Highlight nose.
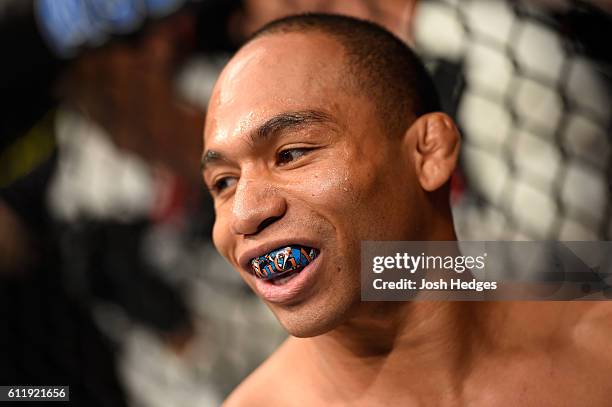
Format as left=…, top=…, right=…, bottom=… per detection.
left=230, top=177, right=287, bottom=236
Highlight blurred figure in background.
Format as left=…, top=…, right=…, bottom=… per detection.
left=0, top=2, right=206, bottom=406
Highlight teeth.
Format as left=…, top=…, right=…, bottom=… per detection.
left=250, top=245, right=319, bottom=280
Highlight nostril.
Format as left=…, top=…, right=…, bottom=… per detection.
left=254, top=215, right=282, bottom=235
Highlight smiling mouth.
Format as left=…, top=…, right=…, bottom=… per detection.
left=249, top=245, right=320, bottom=283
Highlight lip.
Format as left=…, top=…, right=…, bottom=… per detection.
left=236, top=238, right=323, bottom=304
left=250, top=252, right=323, bottom=304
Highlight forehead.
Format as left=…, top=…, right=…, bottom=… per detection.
left=204, top=32, right=352, bottom=146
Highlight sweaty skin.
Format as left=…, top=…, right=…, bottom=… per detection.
left=202, top=32, right=612, bottom=406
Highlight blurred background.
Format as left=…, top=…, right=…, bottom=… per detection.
left=0, top=0, right=610, bottom=405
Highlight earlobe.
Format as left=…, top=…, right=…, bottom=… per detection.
left=410, top=113, right=461, bottom=192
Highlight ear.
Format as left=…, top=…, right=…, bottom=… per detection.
left=408, top=113, right=461, bottom=192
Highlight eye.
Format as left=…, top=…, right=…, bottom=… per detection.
left=276, top=148, right=312, bottom=166
left=211, top=176, right=237, bottom=194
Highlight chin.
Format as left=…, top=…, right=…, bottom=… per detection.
left=270, top=287, right=360, bottom=338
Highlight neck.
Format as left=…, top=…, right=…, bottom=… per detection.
left=308, top=301, right=481, bottom=401
left=305, top=223, right=471, bottom=400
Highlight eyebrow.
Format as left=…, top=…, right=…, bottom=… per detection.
left=201, top=109, right=335, bottom=170
left=250, top=109, right=334, bottom=145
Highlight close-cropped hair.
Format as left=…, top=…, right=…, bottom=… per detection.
left=248, top=13, right=442, bottom=137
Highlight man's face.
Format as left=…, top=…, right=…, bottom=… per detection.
left=203, top=32, right=424, bottom=337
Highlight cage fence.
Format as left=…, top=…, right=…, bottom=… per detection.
left=415, top=0, right=612, bottom=241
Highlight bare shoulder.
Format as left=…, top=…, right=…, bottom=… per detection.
left=571, top=302, right=612, bottom=362
left=223, top=337, right=311, bottom=407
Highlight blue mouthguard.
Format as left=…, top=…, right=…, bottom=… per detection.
left=250, top=245, right=319, bottom=280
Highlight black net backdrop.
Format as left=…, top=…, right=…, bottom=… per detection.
left=414, top=0, right=612, bottom=240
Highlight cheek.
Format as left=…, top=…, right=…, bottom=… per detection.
left=290, top=157, right=384, bottom=239
left=290, top=162, right=354, bottom=214
left=212, top=211, right=235, bottom=263
left=326, top=160, right=407, bottom=240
